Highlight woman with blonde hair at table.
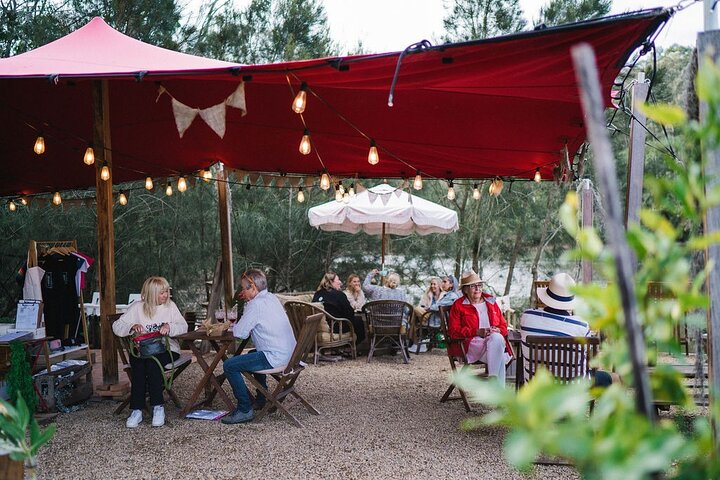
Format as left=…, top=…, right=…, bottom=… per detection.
left=112, top=276, right=188, bottom=428
left=344, top=273, right=366, bottom=311
left=362, top=268, right=406, bottom=301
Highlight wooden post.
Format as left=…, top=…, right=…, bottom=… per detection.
left=572, top=43, right=655, bottom=421
left=581, top=179, right=593, bottom=283
left=93, top=79, right=118, bottom=385
left=216, top=164, right=234, bottom=308
left=699, top=30, right=720, bottom=445
left=625, top=72, right=648, bottom=232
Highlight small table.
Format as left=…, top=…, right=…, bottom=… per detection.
left=174, top=329, right=247, bottom=417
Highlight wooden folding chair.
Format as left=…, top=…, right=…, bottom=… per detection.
left=362, top=300, right=414, bottom=363
left=242, top=312, right=323, bottom=427
left=438, top=306, right=488, bottom=412
left=110, top=314, right=192, bottom=414
left=283, top=301, right=357, bottom=364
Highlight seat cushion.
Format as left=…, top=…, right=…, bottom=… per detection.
left=317, top=331, right=355, bottom=342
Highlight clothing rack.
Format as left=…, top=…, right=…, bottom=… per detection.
left=27, top=240, right=92, bottom=364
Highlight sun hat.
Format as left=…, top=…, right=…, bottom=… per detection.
left=459, top=270, right=483, bottom=288
left=537, top=272, right=576, bottom=310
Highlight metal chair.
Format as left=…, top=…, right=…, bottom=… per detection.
left=362, top=300, right=414, bottom=364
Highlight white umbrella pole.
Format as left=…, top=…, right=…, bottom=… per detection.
left=381, top=223, right=386, bottom=271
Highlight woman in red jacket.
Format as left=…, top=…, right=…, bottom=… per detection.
left=448, top=271, right=513, bottom=386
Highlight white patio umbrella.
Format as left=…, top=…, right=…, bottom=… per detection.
left=308, top=183, right=459, bottom=268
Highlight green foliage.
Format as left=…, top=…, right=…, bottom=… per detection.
left=6, top=341, right=37, bottom=414
left=442, top=0, right=527, bottom=42
left=535, top=0, right=611, bottom=27
left=455, top=57, right=720, bottom=478
left=0, top=394, right=56, bottom=462
left=0, top=0, right=71, bottom=57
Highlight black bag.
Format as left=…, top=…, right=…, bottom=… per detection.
left=132, top=332, right=166, bottom=358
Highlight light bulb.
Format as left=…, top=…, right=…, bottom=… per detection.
left=413, top=173, right=423, bottom=190
left=165, top=182, right=173, bottom=196
left=83, top=147, right=95, bottom=165
left=447, top=182, right=455, bottom=201
left=299, top=129, right=312, bottom=155
left=119, top=191, right=128, bottom=205
left=335, top=185, right=343, bottom=202
left=19, top=197, right=28, bottom=206
left=534, top=168, right=542, bottom=183
left=368, top=140, right=379, bottom=165
left=100, top=164, right=110, bottom=181
left=202, top=170, right=213, bottom=182
left=489, top=178, right=503, bottom=197
left=52, top=191, right=61, bottom=205
left=473, top=184, right=481, bottom=200
left=297, top=188, right=305, bottom=203
left=338, top=182, right=345, bottom=194
left=145, top=177, right=154, bottom=190
left=34, top=136, right=45, bottom=155
left=349, top=184, right=355, bottom=197
left=320, top=172, right=330, bottom=190
left=178, top=176, right=187, bottom=192
left=8, top=200, right=16, bottom=212
left=292, top=83, right=308, bottom=114
left=343, top=192, right=350, bottom=203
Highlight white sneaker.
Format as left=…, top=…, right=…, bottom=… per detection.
left=152, top=405, right=165, bottom=427
left=126, top=409, right=142, bottom=428
left=407, top=344, right=419, bottom=353
left=419, top=344, right=428, bottom=353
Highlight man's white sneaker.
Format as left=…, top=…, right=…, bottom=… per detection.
left=126, top=409, right=142, bottom=428
left=152, top=405, right=165, bottom=427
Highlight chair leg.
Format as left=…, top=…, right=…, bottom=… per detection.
left=399, top=335, right=410, bottom=364
left=367, top=335, right=376, bottom=363
left=314, top=340, right=319, bottom=365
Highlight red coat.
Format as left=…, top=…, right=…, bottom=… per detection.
left=447, top=294, right=513, bottom=358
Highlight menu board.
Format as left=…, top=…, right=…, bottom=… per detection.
left=15, top=300, right=43, bottom=331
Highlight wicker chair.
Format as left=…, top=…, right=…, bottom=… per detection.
left=283, top=301, right=357, bottom=364
left=362, top=300, right=414, bottom=364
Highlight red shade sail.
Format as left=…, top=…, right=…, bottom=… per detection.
left=0, top=11, right=669, bottom=197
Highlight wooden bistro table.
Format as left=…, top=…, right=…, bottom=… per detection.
left=174, top=328, right=248, bottom=418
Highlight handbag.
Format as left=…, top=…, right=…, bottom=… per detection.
left=132, top=331, right=167, bottom=358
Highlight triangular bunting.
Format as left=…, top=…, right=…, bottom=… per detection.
left=171, top=99, right=199, bottom=138
left=199, top=103, right=227, bottom=138
left=225, top=82, right=247, bottom=116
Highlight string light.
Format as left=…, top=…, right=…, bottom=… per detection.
left=52, top=191, right=62, bottom=205
left=34, top=136, right=45, bottom=155
left=447, top=180, right=455, bottom=200
left=299, top=129, right=312, bottom=155
left=177, top=176, right=187, bottom=192
left=368, top=140, right=379, bottom=165
left=83, top=146, right=95, bottom=165
left=297, top=187, right=305, bottom=203
left=413, top=172, right=423, bottom=190
left=534, top=168, right=542, bottom=183
left=473, top=184, right=481, bottom=200
left=118, top=191, right=128, bottom=206
left=165, top=182, right=173, bottom=196
left=8, top=200, right=16, bottom=212
left=335, top=184, right=343, bottom=202
left=343, top=192, right=350, bottom=203
left=489, top=177, right=504, bottom=197
left=100, top=163, right=110, bottom=181
left=145, top=177, right=154, bottom=190
left=349, top=183, right=355, bottom=197
left=292, top=82, right=308, bottom=114
left=19, top=196, right=28, bottom=206
left=338, top=181, right=345, bottom=195
left=320, top=172, right=331, bottom=190
left=202, top=170, right=213, bottom=182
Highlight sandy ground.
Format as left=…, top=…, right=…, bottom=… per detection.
left=37, top=350, right=580, bottom=480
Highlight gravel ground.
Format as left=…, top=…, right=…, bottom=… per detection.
left=37, top=350, right=580, bottom=480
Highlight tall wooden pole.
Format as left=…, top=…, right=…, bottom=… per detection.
left=93, top=79, right=118, bottom=385
left=699, top=30, right=720, bottom=446
left=217, top=164, right=234, bottom=307
left=625, top=71, right=648, bottom=231
left=572, top=43, right=655, bottom=421
left=581, top=179, right=593, bottom=283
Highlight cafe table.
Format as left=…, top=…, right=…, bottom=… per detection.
left=174, top=328, right=248, bottom=418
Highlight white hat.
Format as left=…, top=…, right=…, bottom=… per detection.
left=537, top=273, right=576, bottom=310
left=459, top=270, right=483, bottom=288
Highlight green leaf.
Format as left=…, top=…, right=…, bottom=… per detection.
left=504, top=429, right=540, bottom=468
left=637, top=102, right=687, bottom=126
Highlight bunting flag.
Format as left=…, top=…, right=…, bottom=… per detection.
left=158, top=83, right=246, bottom=139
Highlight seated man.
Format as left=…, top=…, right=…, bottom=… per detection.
left=222, top=268, right=297, bottom=425
left=520, top=272, right=611, bottom=386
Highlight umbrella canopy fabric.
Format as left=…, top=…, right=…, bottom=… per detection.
left=308, top=184, right=459, bottom=236
left=0, top=11, right=670, bottom=197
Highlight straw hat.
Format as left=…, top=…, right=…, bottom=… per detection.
left=537, top=272, right=576, bottom=310
left=459, top=270, right=483, bottom=288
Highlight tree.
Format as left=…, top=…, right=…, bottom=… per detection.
left=442, top=0, right=526, bottom=43
left=0, top=0, right=70, bottom=57
left=535, top=0, right=611, bottom=27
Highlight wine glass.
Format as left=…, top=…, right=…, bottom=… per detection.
left=227, top=307, right=238, bottom=322
left=214, top=309, right=226, bottom=322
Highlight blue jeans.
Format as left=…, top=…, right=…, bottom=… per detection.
left=223, top=350, right=273, bottom=413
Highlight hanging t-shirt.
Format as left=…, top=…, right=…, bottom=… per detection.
left=473, top=301, right=490, bottom=329
left=41, top=253, right=80, bottom=340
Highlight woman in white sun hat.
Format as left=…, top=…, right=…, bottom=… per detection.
left=448, top=270, right=514, bottom=386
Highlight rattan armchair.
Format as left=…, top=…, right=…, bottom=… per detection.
left=283, top=301, right=357, bottom=364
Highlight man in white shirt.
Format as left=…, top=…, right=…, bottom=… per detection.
left=222, top=269, right=296, bottom=425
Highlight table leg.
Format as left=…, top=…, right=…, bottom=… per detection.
left=179, top=343, right=215, bottom=417
left=201, top=342, right=235, bottom=411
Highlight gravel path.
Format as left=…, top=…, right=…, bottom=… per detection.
left=38, top=351, right=580, bottom=480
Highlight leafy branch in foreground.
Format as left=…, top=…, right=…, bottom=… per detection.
left=455, top=56, right=720, bottom=480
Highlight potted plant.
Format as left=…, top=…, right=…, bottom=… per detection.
left=0, top=394, right=56, bottom=480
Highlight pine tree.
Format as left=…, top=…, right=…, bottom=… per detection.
left=442, top=0, right=527, bottom=43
